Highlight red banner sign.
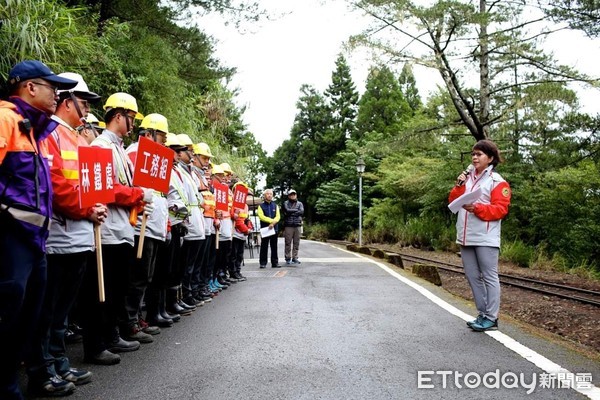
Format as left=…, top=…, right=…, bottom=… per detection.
left=214, top=181, right=229, bottom=212
left=132, top=136, right=174, bottom=194
left=78, top=146, right=115, bottom=208
left=233, top=185, right=248, bottom=210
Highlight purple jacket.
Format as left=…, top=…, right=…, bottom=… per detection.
left=0, top=97, right=56, bottom=252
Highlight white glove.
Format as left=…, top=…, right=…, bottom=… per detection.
left=142, top=188, right=154, bottom=203
left=143, top=202, right=155, bottom=216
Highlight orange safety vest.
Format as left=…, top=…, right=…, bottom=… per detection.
left=50, top=124, right=87, bottom=184
left=201, top=190, right=216, bottom=218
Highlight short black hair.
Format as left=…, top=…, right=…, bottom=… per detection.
left=473, top=139, right=501, bottom=168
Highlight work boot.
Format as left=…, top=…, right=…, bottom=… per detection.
left=123, top=324, right=154, bottom=344
left=83, top=350, right=120, bottom=366
left=139, top=318, right=161, bottom=335
left=178, top=288, right=196, bottom=310
left=107, top=337, right=140, bottom=353
left=166, top=288, right=192, bottom=315
left=236, top=272, right=247, bottom=281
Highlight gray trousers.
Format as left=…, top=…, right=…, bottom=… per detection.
left=284, top=226, right=302, bottom=260
left=460, top=246, right=500, bottom=320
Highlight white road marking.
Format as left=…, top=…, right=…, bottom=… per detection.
left=244, top=257, right=362, bottom=264
left=329, top=244, right=600, bottom=400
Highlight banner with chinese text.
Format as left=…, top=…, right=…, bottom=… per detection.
left=132, top=136, right=174, bottom=194
left=214, top=181, right=229, bottom=212
left=233, top=185, right=248, bottom=210
left=78, top=147, right=115, bottom=208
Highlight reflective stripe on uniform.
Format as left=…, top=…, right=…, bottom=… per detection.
left=62, top=169, right=79, bottom=180
left=0, top=203, right=47, bottom=227
left=60, top=150, right=77, bottom=160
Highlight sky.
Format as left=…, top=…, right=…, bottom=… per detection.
left=198, top=0, right=377, bottom=155
left=199, top=1, right=600, bottom=155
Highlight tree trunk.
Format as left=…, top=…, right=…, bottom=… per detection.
left=479, top=0, right=490, bottom=139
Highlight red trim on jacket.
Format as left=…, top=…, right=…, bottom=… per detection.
left=474, top=181, right=511, bottom=221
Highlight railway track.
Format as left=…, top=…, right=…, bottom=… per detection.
left=399, top=253, right=600, bottom=307
left=329, top=240, right=600, bottom=307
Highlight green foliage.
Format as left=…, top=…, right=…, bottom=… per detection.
left=0, top=0, right=93, bottom=80
left=398, top=63, right=421, bottom=112
left=303, top=223, right=330, bottom=241
left=545, top=0, right=600, bottom=37
left=500, top=240, right=534, bottom=268
left=519, top=162, right=600, bottom=268
left=324, top=54, right=359, bottom=141
left=0, top=0, right=266, bottom=185
left=355, top=65, right=412, bottom=141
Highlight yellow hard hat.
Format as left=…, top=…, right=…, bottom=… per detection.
left=140, top=113, right=169, bottom=134
left=103, top=92, right=143, bottom=119
left=176, top=133, right=193, bottom=147
left=165, top=132, right=182, bottom=147
left=192, top=142, right=213, bottom=157
left=212, top=164, right=225, bottom=175
left=220, top=162, right=233, bottom=174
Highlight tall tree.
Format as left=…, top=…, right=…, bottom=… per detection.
left=351, top=0, right=593, bottom=143
left=324, top=54, right=359, bottom=142
left=266, top=85, right=332, bottom=223
left=398, top=63, right=422, bottom=112
left=355, top=65, right=412, bottom=142
left=545, top=0, right=600, bottom=37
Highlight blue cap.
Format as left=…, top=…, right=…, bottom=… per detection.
left=8, top=60, right=78, bottom=89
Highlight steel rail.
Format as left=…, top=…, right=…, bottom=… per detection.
left=329, top=240, right=600, bottom=306
left=400, top=254, right=600, bottom=307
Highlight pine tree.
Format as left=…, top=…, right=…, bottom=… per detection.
left=324, top=54, right=359, bottom=143
left=398, top=64, right=422, bottom=113
left=355, top=65, right=412, bottom=141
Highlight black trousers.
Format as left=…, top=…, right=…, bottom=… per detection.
left=200, top=234, right=214, bottom=285
left=27, top=251, right=88, bottom=381
left=79, top=243, right=132, bottom=356
left=259, top=233, right=278, bottom=266
left=181, top=239, right=202, bottom=298
left=123, top=236, right=160, bottom=328
left=215, top=240, right=232, bottom=276
left=231, top=237, right=246, bottom=273
left=0, top=225, right=46, bottom=400
left=163, top=227, right=184, bottom=288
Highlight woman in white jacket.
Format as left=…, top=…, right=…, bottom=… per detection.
left=449, top=140, right=511, bottom=332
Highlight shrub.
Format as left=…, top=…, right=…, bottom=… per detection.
left=500, top=240, right=534, bottom=267
left=304, top=223, right=329, bottom=241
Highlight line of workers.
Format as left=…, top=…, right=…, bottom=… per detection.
left=0, top=61, right=259, bottom=399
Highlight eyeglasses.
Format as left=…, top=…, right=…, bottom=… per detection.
left=76, top=99, right=90, bottom=110
left=121, top=113, right=136, bottom=122
left=471, top=151, right=486, bottom=157
left=30, top=81, right=58, bottom=94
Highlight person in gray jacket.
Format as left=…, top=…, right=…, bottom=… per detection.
left=282, top=189, right=304, bottom=265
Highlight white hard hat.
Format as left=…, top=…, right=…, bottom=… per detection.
left=57, top=72, right=100, bottom=101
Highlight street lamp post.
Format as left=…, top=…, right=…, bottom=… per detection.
left=355, top=157, right=366, bottom=246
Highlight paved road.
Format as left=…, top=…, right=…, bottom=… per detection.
left=25, top=239, right=600, bottom=399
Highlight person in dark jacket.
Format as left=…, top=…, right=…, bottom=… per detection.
left=282, top=189, right=304, bottom=265
left=257, top=189, right=280, bottom=268
left=0, top=60, right=77, bottom=400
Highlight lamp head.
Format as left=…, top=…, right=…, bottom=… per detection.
left=355, top=157, right=366, bottom=174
